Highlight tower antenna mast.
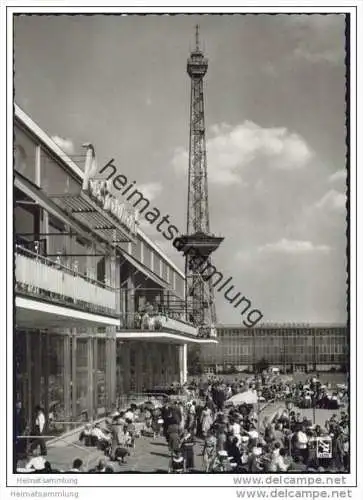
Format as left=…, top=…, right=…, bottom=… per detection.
left=180, top=26, right=224, bottom=338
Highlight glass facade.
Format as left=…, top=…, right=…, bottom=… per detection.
left=201, top=326, right=348, bottom=369
left=175, top=273, right=185, bottom=298
left=132, top=237, right=142, bottom=261
left=154, top=254, right=161, bottom=277
left=143, top=243, right=152, bottom=268
left=40, top=149, right=80, bottom=195
left=162, top=259, right=168, bottom=281
left=14, top=127, right=37, bottom=184
left=75, top=338, right=89, bottom=417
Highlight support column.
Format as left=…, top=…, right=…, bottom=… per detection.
left=87, top=337, right=94, bottom=421
left=26, top=332, right=32, bottom=428
left=145, top=342, right=153, bottom=390
left=43, top=333, right=50, bottom=423
left=33, top=331, right=42, bottom=407
left=63, top=334, right=71, bottom=429
left=126, top=272, right=135, bottom=327
left=93, top=337, right=98, bottom=417
left=166, top=344, right=173, bottom=384
left=107, top=336, right=116, bottom=410
left=123, top=342, right=130, bottom=395
left=179, top=344, right=188, bottom=385
left=152, top=344, right=161, bottom=387
left=71, top=333, right=77, bottom=419
left=135, top=343, right=143, bottom=393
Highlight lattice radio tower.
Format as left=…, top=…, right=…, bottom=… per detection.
left=181, top=25, right=224, bottom=333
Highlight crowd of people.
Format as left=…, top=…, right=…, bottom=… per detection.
left=16, top=374, right=349, bottom=474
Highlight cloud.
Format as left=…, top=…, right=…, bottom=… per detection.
left=172, top=121, right=313, bottom=186
left=288, top=15, right=345, bottom=65
left=51, top=135, right=75, bottom=155
left=258, top=238, right=330, bottom=255
left=329, top=169, right=346, bottom=184
left=315, top=189, right=346, bottom=214
left=136, top=182, right=163, bottom=201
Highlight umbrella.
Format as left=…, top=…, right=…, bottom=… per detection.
left=226, top=390, right=258, bottom=406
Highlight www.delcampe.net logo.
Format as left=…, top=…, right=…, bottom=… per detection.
left=316, top=437, right=333, bottom=459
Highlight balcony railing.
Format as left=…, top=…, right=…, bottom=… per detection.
left=119, top=312, right=198, bottom=336
left=198, top=325, right=218, bottom=339
left=15, top=245, right=117, bottom=316
left=119, top=312, right=213, bottom=337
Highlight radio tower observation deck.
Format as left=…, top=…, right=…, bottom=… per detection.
left=180, top=25, right=224, bottom=337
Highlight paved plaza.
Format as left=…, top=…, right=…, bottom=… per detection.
left=46, top=434, right=205, bottom=473
left=43, top=401, right=329, bottom=473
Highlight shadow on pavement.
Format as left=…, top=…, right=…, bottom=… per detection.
left=150, top=451, right=170, bottom=458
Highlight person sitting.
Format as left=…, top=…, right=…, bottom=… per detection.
left=211, top=450, right=233, bottom=473
left=24, top=448, right=47, bottom=473
left=68, top=458, right=83, bottom=473
left=79, top=424, right=93, bottom=447
left=124, top=407, right=135, bottom=422
left=289, top=454, right=307, bottom=472
left=88, top=458, right=114, bottom=473
left=114, top=445, right=130, bottom=464
left=91, top=423, right=111, bottom=451
left=226, top=436, right=242, bottom=468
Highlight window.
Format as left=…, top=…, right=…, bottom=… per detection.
left=15, top=205, right=35, bottom=241
left=47, top=214, right=68, bottom=261
left=162, top=261, right=168, bottom=281
left=175, top=274, right=184, bottom=298
left=71, top=236, right=89, bottom=275
left=143, top=243, right=152, bottom=269
left=41, top=149, right=80, bottom=195
left=14, top=127, right=37, bottom=183
left=154, top=254, right=161, bottom=277
left=132, top=238, right=142, bottom=261
left=75, top=339, right=89, bottom=417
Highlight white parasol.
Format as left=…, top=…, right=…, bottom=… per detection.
left=226, top=390, right=258, bottom=406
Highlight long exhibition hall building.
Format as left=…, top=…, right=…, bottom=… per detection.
left=14, top=104, right=216, bottom=430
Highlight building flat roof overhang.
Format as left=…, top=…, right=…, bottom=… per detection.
left=15, top=296, right=120, bottom=329
left=49, top=191, right=137, bottom=246
left=116, top=331, right=218, bottom=344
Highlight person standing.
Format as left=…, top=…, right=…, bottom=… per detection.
left=202, top=430, right=217, bottom=472
left=201, top=405, right=213, bottom=437
left=32, top=405, right=47, bottom=456
left=15, top=401, right=27, bottom=461
left=180, top=430, right=195, bottom=472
